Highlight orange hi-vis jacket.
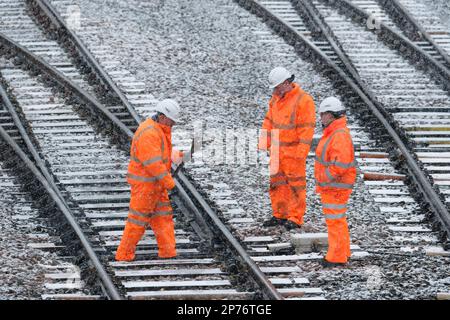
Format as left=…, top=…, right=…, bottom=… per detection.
left=127, top=118, right=176, bottom=191
left=258, top=83, right=316, bottom=159
left=315, top=117, right=356, bottom=193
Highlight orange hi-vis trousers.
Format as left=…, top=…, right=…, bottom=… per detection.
left=115, top=184, right=176, bottom=261
left=321, top=190, right=352, bottom=263
left=269, top=157, right=307, bottom=225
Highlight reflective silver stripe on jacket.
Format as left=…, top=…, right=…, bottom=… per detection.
left=130, top=156, right=141, bottom=163
left=324, top=213, right=347, bottom=220
left=127, top=218, right=147, bottom=227
left=129, top=208, right=153, bottom=218
left=141, top=156, right=163, bottom=166
left=273, top=139, right=312, bottom=147
left=151, top=211, right=173, bottom=218
left=317, top=181, right=354, bottom=189
left=156, top=201, right=171, bottom=208
left=132, top=155, right=169, bottom=166
left=323, top=203, right=347, bottom=210
left=272, top=122, right=315, bottom=130
left=315, top=156, right=356, bottom=169
left=127, top=172, right=168, bottom=183
left=290, top=93, right=305, bottom=126
left=316, top=129, right=356, bottom=168
left=325, top=167, right=335, bottom=182
left=130, top=123, right=169, bottom=166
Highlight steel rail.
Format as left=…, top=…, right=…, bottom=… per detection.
left=293, top=0, right=360, bottom=77
left=176, top=172, right=283, bottom=300
left=376, top=0, right=450, bottom=69
left=234, top=0, right=450, bottom=240
left=292, top=0, right=362, bottom=91
left=28, top=0, right=142, bottom=124
left=0, top=32, right=133, bottom=145
left=0, top=82, right=65, bottom=201
left=0, top=26, right=283, bottom=300
left=0, top=31, right=134, bottom=300
left=0, top=124, right=123, bottom=300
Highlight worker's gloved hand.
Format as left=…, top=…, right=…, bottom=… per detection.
left=172, top=150, right=193, bottom=166
left=161, top=175, right=176, bottom=190
left=171, top=150, right=184, bottom=166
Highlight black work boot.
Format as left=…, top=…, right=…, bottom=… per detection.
left=320, top=258, right=347, bottom=268
left=284, top=220, right=302, bottom=231
left=263, top=216, right=284, bottom=227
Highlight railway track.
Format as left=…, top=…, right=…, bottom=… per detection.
left=40, top=0, right=450, bottom=298
left=1, top=0, right=449, bottom=300
left=305, top=0, right=450, bottom=232
left=0, top=0, right=329, bottom=300
left=318, top=0, right=450, bottom=70
left=0, top=81, right=106, bottom=299
left=377, top=0, right=450, bottom=68
left=30, top=0, right=341, bottom=300
left=237, top=0, right=450, bottom=237
left=0, top=109, right=99, bottom=299
left=40, top=0, right=371, bottom=300
left=232, top=0, right=450, bottom=297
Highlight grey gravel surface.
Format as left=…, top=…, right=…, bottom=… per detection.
left=0, top=164, right=68, bottom=299
left=418, top=0, right=450, bottom=31
left=48, top=0, right=450, bottom=299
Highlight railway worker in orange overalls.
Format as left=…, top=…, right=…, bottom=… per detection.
left=258, top=67, right=316, bottom=230
left=116, top=99, right=185, bottom=261
left=315, top=97, right=356, bottom=267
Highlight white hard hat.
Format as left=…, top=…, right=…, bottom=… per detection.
left=319, top=97, right=345, bottom=113
left=155, top=99, right=181, bottom=122
left=268, top=67, right=294, bottom=88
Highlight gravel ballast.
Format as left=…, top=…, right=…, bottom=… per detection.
left=0, top=162, right=76, bottom=299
